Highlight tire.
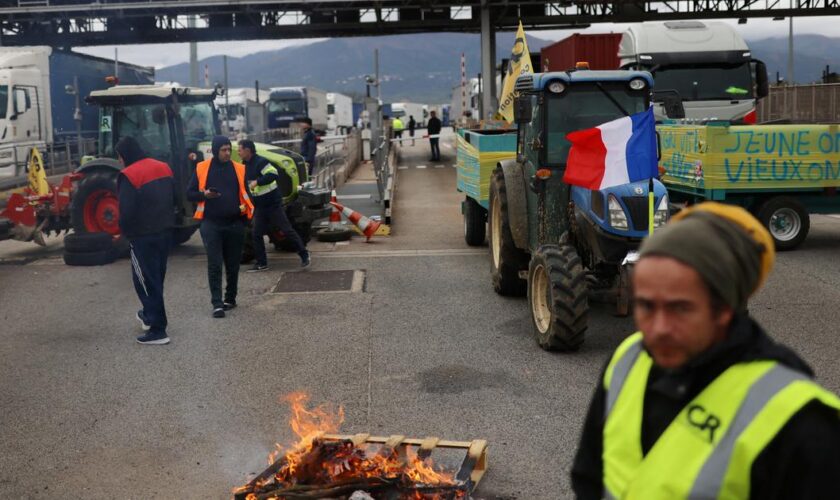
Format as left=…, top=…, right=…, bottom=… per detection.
left=64, top=232, right=114, bottom=253
left=464, top=197, right=487, bottom=246
left=488, top=168, right=528, bottom=296
left=527, top=244, right=589, bottom=351
left=70, top=171, right=121, bottom=236
left=274, top=222, right=313, bottom=252
left=63, top=248, right=116, bottom=267
left=757, top=196, right=810, bottom=251
left=172, top=225, right=199, bottom=246
left=316, top=227, right=353, bottom=242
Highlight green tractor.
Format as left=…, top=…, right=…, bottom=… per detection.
left=69, top=85, right=329, bottom=261
left=488, top=70, right=669, bottom=351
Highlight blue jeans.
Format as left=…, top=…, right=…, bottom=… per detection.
left=129, top=231, right=172, bottom=335
left=199, top=219, right=245, bottom=308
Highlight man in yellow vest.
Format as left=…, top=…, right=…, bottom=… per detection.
left=572, top=202, right=840, bottom=499
left=392, top=116, right=404, bottom=142
left=187, top=136, right=254, bottom=318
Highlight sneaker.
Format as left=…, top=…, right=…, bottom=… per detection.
left=223, top=301, right=237, bottom=311
left=213, top=307, right=225, bottom=318
left=136, top=332, right=170, bottom=345
left=300, top=251, right=311, bottom=268
left=136, top=310, right=151, bottom=331
left=246, top=264, right=269, bottom=273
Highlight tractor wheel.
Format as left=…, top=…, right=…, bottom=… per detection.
left=488, top=168, right=528, bottom=296
left=70, top=171, right=121, bottom=237
left=63, top=248, right=117, bottom=267
left=463, top=197, right=486, bottom=246
left=757, top=196, right=810, bottom=251
left=172, top=225, right=199, bottom=246
left=527, top=244, right=589, bottom=351
left=64, top=232, right=114, bottom=253
left=274, top=222, right=313, bottom=252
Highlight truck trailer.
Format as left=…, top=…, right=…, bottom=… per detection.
left=326, top=92, right=353, bottom=134
left=0, top=47, right=154, bottom=177
left=266, top=86, right=328, bottom=132
left=391, top=102, right=426, bottom=128
left=215, top=87, right=270, bottom=134
left=540, top=33, right=622, bottom=72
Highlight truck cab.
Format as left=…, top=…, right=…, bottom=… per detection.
left=0, top=50, right=49, bottom=177
left=619, top=21, right=768, bottom=123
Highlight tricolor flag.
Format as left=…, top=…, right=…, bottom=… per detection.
left=562, top=108, right=658, bottom=190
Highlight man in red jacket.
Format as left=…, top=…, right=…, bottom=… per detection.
left=116, top=137, right=176, bottom=345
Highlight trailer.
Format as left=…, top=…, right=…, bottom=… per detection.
left=266, top=86, right=328, bottom=132
left=540, top=33, right=622, bottom=72
left=326, top=92, right=353, bottom=134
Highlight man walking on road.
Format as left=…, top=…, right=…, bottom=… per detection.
left=427, top=110, right=442, bottom=161
left=239, top=140, right=310, bottom=272
left=117, top=137, right=176, bottom=345
left=571, top=203, right=840, bottom=499
left=408, top=115, right=416, bottom=146
left=300, top=118, right=317, bottom=176
left=187, top=136, right=254, bottom=319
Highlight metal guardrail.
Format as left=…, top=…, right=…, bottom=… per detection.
left=371, top=125, right=394, bottom=223
left=0, top=137, right=96, bottom=192
left=758, top=83, right=840, bottom=124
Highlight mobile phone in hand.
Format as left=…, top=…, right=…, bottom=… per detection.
left=207, top=187, right=219, bottom=194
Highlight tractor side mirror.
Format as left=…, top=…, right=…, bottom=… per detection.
left=654, top=90, right=686, bottom=119
left=514, top=96, right=532, bottom=124
left=753, top=60, right=769, bottom=99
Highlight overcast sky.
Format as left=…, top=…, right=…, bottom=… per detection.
left=76, top=16, right=835, bottom=69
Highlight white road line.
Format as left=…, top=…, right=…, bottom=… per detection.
left=397, top=166, right=408, bottom=170
left=337, top=194, right=372, bottom=200
left=434, top=165, right=444, bottom=168
left=416, top=165, right=427, bottom=169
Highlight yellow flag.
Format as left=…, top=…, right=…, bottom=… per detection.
left=496, top=21, right=533, bottom=123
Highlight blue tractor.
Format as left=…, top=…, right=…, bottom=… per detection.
left=489, top=69, right=669, bottom=351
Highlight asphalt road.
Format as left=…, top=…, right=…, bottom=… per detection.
left=2, top=132, right=840, bottom=499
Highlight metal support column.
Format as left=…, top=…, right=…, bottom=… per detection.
left=480, top=0, right=496, bottom=121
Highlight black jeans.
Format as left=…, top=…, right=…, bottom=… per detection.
left=252, top=201, right=306, bottom=266
left=129, top=230, right=172, bottom=334
left=429, top=137, right=440, bottom=160
left=199, top=219, right=245, bottom=308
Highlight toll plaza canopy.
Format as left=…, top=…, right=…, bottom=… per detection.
left=1, top=0, right=838, bottom=47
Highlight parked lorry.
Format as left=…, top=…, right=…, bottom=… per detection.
left=0, top=85, right=331, bottom=265
left=659, top=122, right=840, bottom=250
left=391, top=102, right=426, bottom=127
left=215, top=87, right=269, bottom=134
left=462, top=69, right=668, bottom=351
left=326, top=92, right=353, bottom=135
left=0, top=47, right=154, bottom=177
left=618, top=21, right=768, bottom=123
left=266, top=86, right=328, bottom=132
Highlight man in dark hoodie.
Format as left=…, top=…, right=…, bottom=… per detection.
left=238, top=140, right=310, bottom=272
left=116, top=136, right=176, bottom=345
left=572, top=202, right=840, bottom=499
left=187, top=136, right=253, bottom=318
left=299, top=118, right=317, bottom=176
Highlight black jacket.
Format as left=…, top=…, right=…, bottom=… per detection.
left=186, top=158, right=243, bottom=224
left=427, top=117, right=442, bottom=136
left=300, top=129, right=317, bottom=167
left=571, top=314, right=840, bottom=499
left=117, top=158, right=176, bottom=238
left=244, top=154, right=282, bottom=208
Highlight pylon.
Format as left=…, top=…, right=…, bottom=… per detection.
left=327, top=190, right=342, bottom=230
left=330, top=201, right=382, bottom=241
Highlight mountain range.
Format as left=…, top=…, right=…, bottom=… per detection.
left=155, top=32, right=840, bottom=104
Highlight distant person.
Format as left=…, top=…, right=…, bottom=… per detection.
left=408, top=115, right=416, bottom=146
left=239, top=139, right=310, bottom=272
left=427, top=110, right=442, bottom=161
left=187, top=136, right=254, bottom=319
left=116, top=137, right=176, bottom=345
left=392, top=116, right=404, bottom=142
left=300, top=118, right=317, bottom=176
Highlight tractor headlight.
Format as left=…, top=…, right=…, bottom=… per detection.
left=654, top=194, right=670, bottom=227
left=629, top=78, right=647, bottom=91
left=547, top=81, right=566, bottom=94
left=281, top=159, right=293, bottom=169
left=608, top=195, right=629, bottom=230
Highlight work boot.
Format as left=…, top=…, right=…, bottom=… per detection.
left=300, top=250, right=311, bottom=268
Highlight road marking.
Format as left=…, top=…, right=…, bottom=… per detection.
left=269, top=248, right=487, bottom=259
left=398, top=166, right=408, bottom=170
left=416, top=165, right=427, bottom=169
left=827, top=215, right=840, bottom=219
left=434, top=165, right=444, bottom=168
left=337, top=194, right=372, bottom=200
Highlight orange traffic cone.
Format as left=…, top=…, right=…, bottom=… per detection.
left=330, top=201, right=382, bottom=241
left=327, top=190, right=342, bottom=230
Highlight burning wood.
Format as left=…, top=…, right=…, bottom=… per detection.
left=234, top=393, right=487, bottom=500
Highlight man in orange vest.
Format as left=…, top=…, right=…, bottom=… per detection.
left=187, top=136, right=254, bottom=318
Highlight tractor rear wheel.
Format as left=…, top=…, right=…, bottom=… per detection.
left=70, top=171, right=121, bottom=237
left=488, top=168, right=528, bottom=296
left=527, top=244, right=589, bottom=351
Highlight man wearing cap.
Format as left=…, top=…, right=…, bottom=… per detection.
left=571, top=202, right=840, bottom=499
left=187, top=136, right=253, bottom=318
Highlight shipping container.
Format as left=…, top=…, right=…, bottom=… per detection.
left=540, top=33, right=621, bottom=72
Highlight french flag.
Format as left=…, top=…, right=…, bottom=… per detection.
left=562, top=108, right=658, bottom=190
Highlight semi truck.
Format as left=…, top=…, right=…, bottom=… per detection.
left=0, top=47, right=154, bottom=177
left=266, top=86, right=328, bottom=132
left=326, top=92, right=353, bottom=134
left=391, top=102, right=426, bottom=127
left=215, top=87, right=269, bottom=134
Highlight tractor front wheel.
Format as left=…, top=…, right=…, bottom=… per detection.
left=488, top=168, right=528, bottom=296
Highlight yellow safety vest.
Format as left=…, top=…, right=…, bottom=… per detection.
left=392, top=118, right=404, bottom=131
left=250, top=163, right=279, bottom=198
left=602, top=332, right=840, bottom=500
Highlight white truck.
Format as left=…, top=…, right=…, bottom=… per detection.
left=215, top=88, right=270, bottom=134
left=619, top=21, right=768, bottom=123
left=326, top=92, right=353, bottom=135
left=0, top=47, right=153, bottom=177
left=391, top=101, right=426, bottom=128
left=266, top=86, right=328, bottom=133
